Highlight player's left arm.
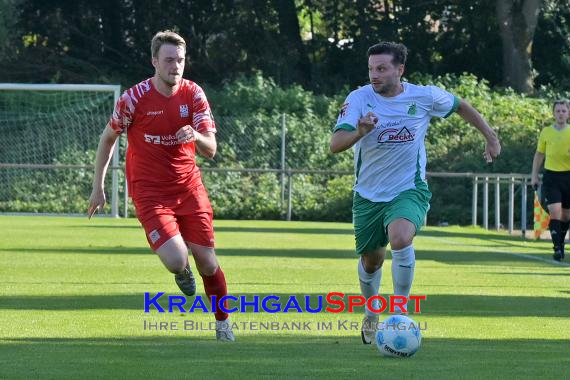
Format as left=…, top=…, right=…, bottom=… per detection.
left=456, top=99, right=501, bottom=163
left=193, top=131, right=216, bottom=159
left=184, top=84, right=217, bottom=159
left=175, top=125, right=216, bottom=159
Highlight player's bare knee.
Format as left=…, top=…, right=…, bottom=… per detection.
left=164, top=256, right=187, bottom=274
left=198, top=263, right=219, bottom=276
left=390, top=235, right=413, bottom=251
left=367, top=261, right=383, bottom=272
left=362, top=254, right=384, bottom=272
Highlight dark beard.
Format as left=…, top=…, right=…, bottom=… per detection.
left=372, top=82, right=402, bottom=96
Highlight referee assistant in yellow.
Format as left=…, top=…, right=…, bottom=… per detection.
left=531, top=100, right=570, bottom=261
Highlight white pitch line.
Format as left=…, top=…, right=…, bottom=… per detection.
left=419, top=235, right=570, bottom=267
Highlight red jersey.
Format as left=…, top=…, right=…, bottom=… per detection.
left=108, top=78, right=216, bottom=199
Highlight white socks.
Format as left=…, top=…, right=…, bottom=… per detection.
left=391, top=244, right=415, bottom=313
left=358, top=258, right=382, bottom=317
left=358, top=245, right=416, bottom=315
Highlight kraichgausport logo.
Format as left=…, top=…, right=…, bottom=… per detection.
left=144, top=292, right=426, bottom=314
left=142, top=317, right=427, bottom=332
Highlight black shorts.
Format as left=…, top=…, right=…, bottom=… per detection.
left=542, top=170, right=570, bottom=209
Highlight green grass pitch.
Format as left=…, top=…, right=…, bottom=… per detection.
left=0, top=216, right=569, bottom=379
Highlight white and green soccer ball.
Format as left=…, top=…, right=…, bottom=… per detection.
left=375, top=315, right=422, bottom=358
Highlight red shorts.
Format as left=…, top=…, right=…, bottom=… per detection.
left=133, top=183, right=215, bottom=251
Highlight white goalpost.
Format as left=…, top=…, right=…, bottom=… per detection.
left=0, top=83, right=123, bottom=217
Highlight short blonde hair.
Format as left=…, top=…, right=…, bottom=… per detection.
left=151, top=30, right=186, bottom=58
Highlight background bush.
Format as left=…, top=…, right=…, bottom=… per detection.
left=2, top=73, right=567, bottom=225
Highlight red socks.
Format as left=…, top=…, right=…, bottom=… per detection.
left=201, top=267, right=229, bottom=321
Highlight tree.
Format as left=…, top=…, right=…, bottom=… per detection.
left=0, top=0, right=20, bottom=59
left=496, top=0, right=542, bottom=93
left=273, top=0, right=312, bottom=86
left=3, top=0, right=568, bottom=95
left=533, top=0, right=570, bottom=89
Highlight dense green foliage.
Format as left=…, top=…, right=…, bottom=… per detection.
left=208, top=73, right=566, bottom=224
left=3, top=74, right=565, bottom=225
left=0, top=1, right=569, bottom=94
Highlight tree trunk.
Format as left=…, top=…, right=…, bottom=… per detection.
left=496, top=0, right=542, bottom=93
left=273, top=0, right=312, bottom=86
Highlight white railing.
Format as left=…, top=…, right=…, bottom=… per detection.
left=426, top=172, right=533, bottom=235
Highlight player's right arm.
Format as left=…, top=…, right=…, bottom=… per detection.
left=88, top=92, right=132, bottom=218
left=330, top=113, right=377, bottom=153
left=531, top=151, right=545, bottom=189
left=531, top=130, right=547, bottom=190
left=330, top=92, right=376, bottom=154
left=88, top=125, right=120, bottom=218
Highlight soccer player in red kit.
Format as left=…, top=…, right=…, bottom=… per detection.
left=88, top=30, right=234, bottom=341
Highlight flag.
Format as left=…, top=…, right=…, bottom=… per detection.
left=533, top=192, right=550, bottom=239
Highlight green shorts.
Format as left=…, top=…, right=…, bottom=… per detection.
left=352, top=185, right=432, bottom=254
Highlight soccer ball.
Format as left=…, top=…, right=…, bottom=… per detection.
left=375, top=315, right=422, bottom=358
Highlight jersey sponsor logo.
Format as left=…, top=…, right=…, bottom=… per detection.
left=377, top=127, right=415, bottom=144
left=144, top=134, right=161, bottom=144
left=146, top=110, right=164, bottom=116
left=339, top=103, right=349, bottom=118
left=144, top=134, right=181, bottom=146
left=379, top=120, right=401, bottom=129
left=180, top=104, right=189, bottom=118
left=407, top=102, right=417, bottom=115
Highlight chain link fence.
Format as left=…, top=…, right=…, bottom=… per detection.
left=0, top=85, right=537, bottom=228
left=0, top=85, right=351, bottom=220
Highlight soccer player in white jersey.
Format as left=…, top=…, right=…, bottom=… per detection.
left=330, top=42, right=501, bottom=344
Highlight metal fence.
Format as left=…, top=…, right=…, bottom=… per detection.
left=426, top=172, right=534, bottom=235
left=0, top=84, right=539, bottom=233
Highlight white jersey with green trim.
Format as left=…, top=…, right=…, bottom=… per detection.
left=334, top=82, right=459, bottom=202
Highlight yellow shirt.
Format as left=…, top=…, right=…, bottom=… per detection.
left=537, top=125, right=570, bottom=171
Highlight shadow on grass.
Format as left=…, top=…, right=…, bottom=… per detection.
left=214, top=226, right=354, bottom=235
left=494, top=272, right=570, bottom=276
left=75, top=225, right=355, bottom=235
left=1, top=293, right=568, bottom=317
left=0, top=247, right=356, bottom=258
left=0, top=247, right=153, bottom=255
left=418, top=231, right=549, bottom=253
left=71, top=224, right=141, bottom=230
left=0, top=245, right=554, bottom=265
left=419, top=229, right=527, bottom=243
left=0, top=336, right=568, bottom=379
